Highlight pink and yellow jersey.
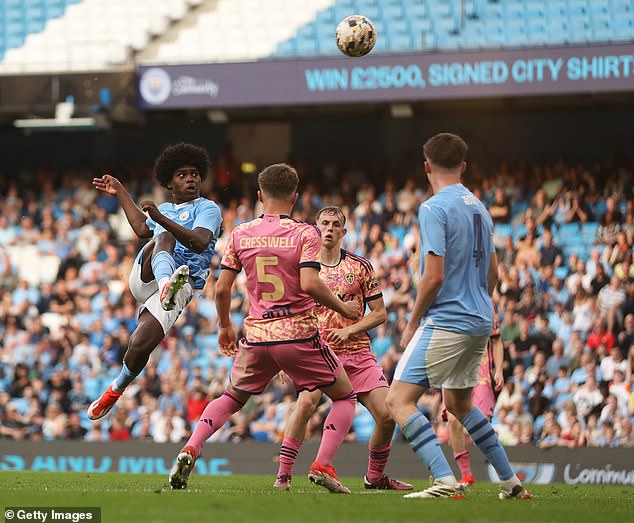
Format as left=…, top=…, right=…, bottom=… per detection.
left=316, top=249, right=382, bottom=354
left=220, top=214, right=321, bottom=344
left=477, top=319, right=500, bottom=387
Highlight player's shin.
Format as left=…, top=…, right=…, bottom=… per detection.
left=112, top=362, right=139, bottom=393
left=278, top=436, right=302, bottom=477
left=186, top=391, right=245, bottom=456
left=367, top=442, right=391, bottom=483
left=151, top=250, right=176, bottom=285
left=460, top=407, right=514, bottom=481
left=401, top=411, right=456, bottom=484
left=314, top=390, right=356, bottom=467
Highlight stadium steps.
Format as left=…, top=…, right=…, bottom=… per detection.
left=0, top=0, right=200, bottom=73
left=138, top=0, right=338, bottom=65
left=2, top=0, right=634, bottom=66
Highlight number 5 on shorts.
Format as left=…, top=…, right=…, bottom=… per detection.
left=256, top=256, right=285, bottom=301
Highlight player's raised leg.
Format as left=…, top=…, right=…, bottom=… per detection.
left=275, top=389, right=321, bottom=489
left=444, top=388, right=531, bottom=500
left=149, top=231, right=189, bottom=312
left=359, top=387, right=413, bottom=490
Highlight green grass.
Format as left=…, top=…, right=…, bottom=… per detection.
left=1, top=472, right=632, bottom=523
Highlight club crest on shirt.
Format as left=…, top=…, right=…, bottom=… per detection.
left=178, top=211, right=190, bottom=221
left=345, top=273, right=355, bottom=285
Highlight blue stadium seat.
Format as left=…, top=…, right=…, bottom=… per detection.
left=403, top=3, right=426, bottom=18
left=273, top=40, right=296, bottom=58
left=296, top=38, right=318, bottom=56
left=381, top=4, right=404, bottom=21
left=388, top=33, right=414, bottom=51
left=386, top=18, right=409, bottom=35
left=295, top=25, right=316, bottom=40
left=265, top=0, right=634, bottom=59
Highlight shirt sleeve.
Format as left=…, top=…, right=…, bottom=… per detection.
left=220, top=231, right=241, bottom=272
left=420, top=202, right=446, bottom=257
left=145, top=216, right=166, bottom=237
left=194, top=201, right=222, bottom=237
left=299, top=225, right=321, bottom=269
left=362, top=261, right=383, bottom=302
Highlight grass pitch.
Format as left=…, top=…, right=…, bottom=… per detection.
left=1, top=472, right=632, bottom=523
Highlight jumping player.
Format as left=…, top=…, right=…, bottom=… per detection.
left=87, top=143, right=222, bottom=420
left=274, top=206, right=412, bottom=491
left=386, top=133, right=530, bottom=500
left=168, top=164, right=360, bottom=493
left=445, top=309, right=504, bottom=487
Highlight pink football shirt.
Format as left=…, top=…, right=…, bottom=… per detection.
left=221, top=214, right=322, bottom=343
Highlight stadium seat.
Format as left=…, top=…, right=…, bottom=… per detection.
left=2, top=0, right=633, bottom=66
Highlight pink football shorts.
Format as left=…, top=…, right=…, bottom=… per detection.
left=338, top=349, right=388, bottom=394
left=230, top=334, right=343, bottom=394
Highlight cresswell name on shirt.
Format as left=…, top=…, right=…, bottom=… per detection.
left=239, top=236, right=297, bottom=249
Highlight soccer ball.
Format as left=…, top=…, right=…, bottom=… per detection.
left=335, top=15, right=376, bottom=57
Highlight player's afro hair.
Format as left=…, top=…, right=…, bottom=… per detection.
left=153, top=142, right=211, bottom=188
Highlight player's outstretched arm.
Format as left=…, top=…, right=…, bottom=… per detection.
left=215, top=268, right=238, bottom=356
left=300, top=267, right=360, bottom=320
left=93, top=175, right=152, bottom=238
left=140, top=200, right=214, bottom=254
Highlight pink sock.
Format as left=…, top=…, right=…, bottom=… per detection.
left=315, top=391, right=356, bottom=467
left=277, top=436, right=302, bottom=476
left=186, top=391, right=244, bottom=455
left=366, top=443, right=391, bottom=483
left=455, top=450, right=472, bottom=478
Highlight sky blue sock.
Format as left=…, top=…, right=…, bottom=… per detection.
left=151, top=250, right=176, bottom=282
left=401, top=411, right=454, bottom=480
left=461, top=407, right=514, bottom=481
left=113, top=363, right=138, bottom=393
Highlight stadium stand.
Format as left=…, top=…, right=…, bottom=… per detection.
left=1, top=157, right=633, bottom=447
left=1, top=0, right=633, bottom=71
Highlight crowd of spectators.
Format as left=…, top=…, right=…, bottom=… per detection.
left=1, top=157, right=633, bottom=449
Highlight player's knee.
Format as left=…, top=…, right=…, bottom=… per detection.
left=375, top=407, right=395, bottom=430
left=155, top=231, right=176, bottom=250
left=296, top=396, right=319, bottom=422
left=385, top=391, right=400, bottom=418
left=446, top=404, right=470, bottom=421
